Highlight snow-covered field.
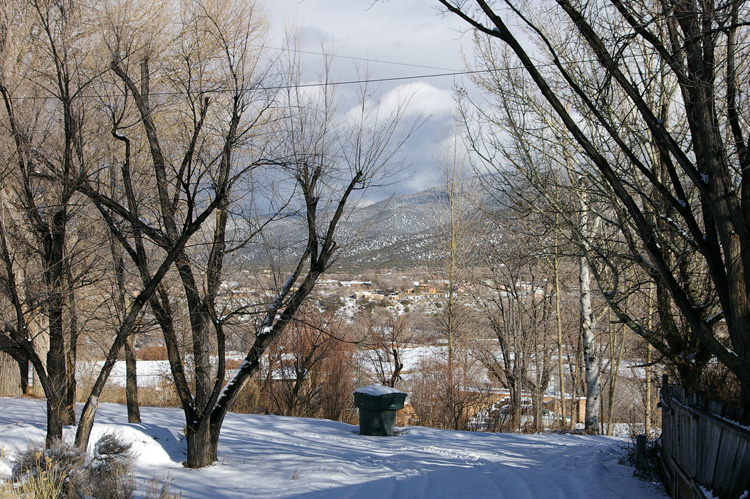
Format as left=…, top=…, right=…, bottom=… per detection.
left=0, top=396, right=667, bottom=498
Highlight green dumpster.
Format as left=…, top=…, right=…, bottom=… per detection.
left=353, top=385, right=407, bottom=436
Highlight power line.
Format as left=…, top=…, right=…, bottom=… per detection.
left=259, top=44, right=462, bottom=73
left=3, top=37, right=748, bottom=101
left=0, top=67, right=482, bottom=101
left=269, top=69, right=479, bottom=90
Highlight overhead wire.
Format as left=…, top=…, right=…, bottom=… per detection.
left=258, top=44, right=463, bottom=73
left=2, top=37, right=749, bottom=101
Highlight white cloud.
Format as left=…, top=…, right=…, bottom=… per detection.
left=262, top=0, right=471, bottom=197
left=345, top=82, right=454, bottom=123
left=385, top=82, right=455, bottom=118
left=435, top=132, right=470, bottom=158
left=262, top=0, right=470, bottom=78
left=400, top=168, right=442, bottom=193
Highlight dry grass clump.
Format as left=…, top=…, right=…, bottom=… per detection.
left=144, top=472, right=183, bottom=499
left=1, top=434, right=134, bottom=498
left=136, top=346, right=169, bottom=361
left=0, top=435, right=184, bottom=498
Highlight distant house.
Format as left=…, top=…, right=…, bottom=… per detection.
left=340, top=280, right=372, bottom=290
left=353, top=291, right=385, bottom=302
left=316, top=279, right=340, bottom=288
left=230, top=287, right=257, bottom=300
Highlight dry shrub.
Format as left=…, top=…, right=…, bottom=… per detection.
left=12, top=439, right=86, bottom=497
left=144, top=472, right=182, bottom=499
left=254, top=307, right=358, bottom=421
left=395, top=404, right=419, bottom=427
left=0, top=435, right=177, bottom=498
left=76, top=366, right=179, bottom=408
left=88, top=434, right=135, bottom=499
left=406, top=356, right=491, bottom=431
left=137, top=383, right=180, bottom=408
left=699, top=362, right=742, bottom=408
left=75, top=384, right=177, bottom=408
left=2, top=446, right=65, bottom=498
left=318, top=338, right=357, bottom=422
left=97, top=385, right=129, bottom=405
left=225, top=358, right=243, bottom=372
left=229, top=379, right=263, bottom=414
left=7, top=434, right=134, bottom=498
left=137, top=346, right=169, bottom=361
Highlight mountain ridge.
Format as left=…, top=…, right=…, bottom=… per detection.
left=234, top=179, right=496, bottom=269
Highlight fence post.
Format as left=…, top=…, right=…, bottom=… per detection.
left=635, top=434, right=648, bottom=472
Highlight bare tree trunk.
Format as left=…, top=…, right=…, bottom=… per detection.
left=579, top=189, right=600, bottom=435
left=645, top=344, right=652, bottom=436
left=580, top=261, right=601, bottom=433
left=124, top=332, right=140, bottom=423
left=28, top=316, right=48, bottom=398
left=645, top=282, right=655, bottom=436
left=46, top=218, right=71, bottom=445
left=553, top=228, right=566, bottom=427
left=19, top=359, right=28, bottom=394
left=570, top=334, right=583, bottom=430
left=186, top=420, right=217, bottom=466
left=0, top=353, right=22, bottom=396
left=605, top=306, right=626, bottom=435
left=65, top=261, right=78, bottom=425
left=104, top=142, right=141, bottom=424
left=580, top=250, right=601, bottom=434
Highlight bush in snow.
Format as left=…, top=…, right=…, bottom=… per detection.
left=4, top=434, right=134, bottom=498
left=88, top=433, right=135, bottom=499
left=8, top=438, right=84, bottom=498
left=620, top=435, right=661, bottom=482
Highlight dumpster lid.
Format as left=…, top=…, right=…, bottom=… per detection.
left=354, top=384, right=406, bottom=396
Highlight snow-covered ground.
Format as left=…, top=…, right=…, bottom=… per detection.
left=0, top=396, right=667, bottom=498
left=77, top=360, right=172, bottom=388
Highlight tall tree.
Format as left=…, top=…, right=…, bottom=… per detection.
left=75, top=0, right=276, bottom=464
left=576, top=182, right=601, bottom=434
left=431, top=132, right=480, bottom=430
left=0, top=0, right=105, bottom=445
left=444, top=0, right=749, bottom=410
left=477, top=217, right=556, bottom=432
left=208, top=54, right=416, bottom=467
left=83, top=10, right=417, bottom=466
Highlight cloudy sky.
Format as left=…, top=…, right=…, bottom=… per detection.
left=261, top=0, right=478, bottom=198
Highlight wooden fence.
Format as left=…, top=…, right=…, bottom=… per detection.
left=660, top=382, right=750, bottom=499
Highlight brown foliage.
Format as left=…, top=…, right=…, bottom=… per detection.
left=135, top=346, right=169, bottom=361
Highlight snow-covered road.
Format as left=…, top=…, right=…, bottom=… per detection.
left=0, top=397, right=666, bottom=498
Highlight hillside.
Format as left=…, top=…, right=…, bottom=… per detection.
left=235, top=180, right=499, bottom=269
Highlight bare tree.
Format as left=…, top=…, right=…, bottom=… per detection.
left=434, top=133, right=476, bottom=381
left=438, top=0, right=750, bottom=413
left=79, top=11, right=417, bottom=466
left=208, top=54, right=417, bottom=466
left=460, top=19, right=727, bottom=412
left=428, top=131, right=486, bottom=430
left=262, top=306, right=346, bottom=417
left=357, top=310, right=412, bottom=388
left=0, top=0, right=177, bottom=443
left=0, top=0, right=113, bottom=445
left=576, top=182, right=601, bottom=434
left=476, top=219, right=556, bottom=432
left=71, top=0, right=279, bottom=465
